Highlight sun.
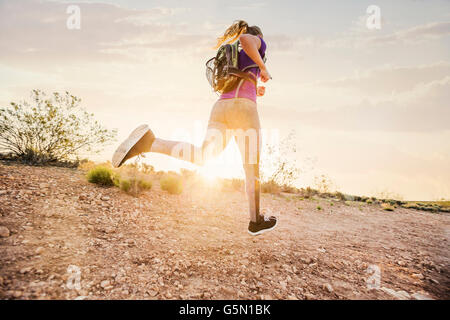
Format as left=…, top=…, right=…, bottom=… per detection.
left=198, top=165, right=219, bottom=183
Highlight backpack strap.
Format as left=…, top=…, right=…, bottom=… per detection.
left=235, top=78, right=245, bottom=98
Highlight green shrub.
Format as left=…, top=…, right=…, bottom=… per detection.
left=381, top=203, right=394, bottom=211
left=87, top=166, right=115, bottom=186
left=119, top=177, right=151, bottom=195
left=138, top=179, right=152, bottom=190
left=119, top=179, right=131, bottom=192
left=160, top=174, right=183, bottom=195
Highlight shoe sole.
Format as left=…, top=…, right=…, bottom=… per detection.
left=247, top=219, right=278, bottom=236
left=112, top=124, right=150, bottom=168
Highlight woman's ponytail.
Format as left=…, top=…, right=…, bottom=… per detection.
left=214, top=20, right=248, bottom=48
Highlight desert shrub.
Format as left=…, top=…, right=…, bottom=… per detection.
left=376, top=190, right=404, bottom=201
left=160, top=174, right=183, bottom=195
left=261, top=180, right=281, bottom=194
left=301, top=186, right=318, bottom=199
left=138, top=179, right=152, bottom=190
left=140, top=163, right=154, bottom=175
left=116, top=169, right=152, bottom=196
left=334, top=191, right=346, bottom=201
left=313, top=174, right=335, bottom=193
left=281, top=184, right=299, bottom=193
left=78, top=159, right=96, bottom=172
left=87, top=166, right=115, bottom=186
left=180, top=168, right=196, bottom=179
left=0, top=90, right=116, bottom=165
left=260, top=131, right=301, bottom=189
left=381, top=203, right=394, bottom=211
left=232, top=178, right=244, bottom=191
left=119, top=179, right=131, bottom=192
left=117, top=176, right=152, bottom=196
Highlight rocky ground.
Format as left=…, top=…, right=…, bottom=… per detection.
left=0, top=161, right=449, bottom=300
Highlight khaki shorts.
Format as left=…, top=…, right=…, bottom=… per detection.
left=208, top=98, right=261, bottom=131
left=206, top=98, right=261, bottom=165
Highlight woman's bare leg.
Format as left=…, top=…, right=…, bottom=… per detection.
left=150, top=125, right=228, bottom=166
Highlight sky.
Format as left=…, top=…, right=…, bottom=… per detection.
left=0, top=0, right=449, bottom=200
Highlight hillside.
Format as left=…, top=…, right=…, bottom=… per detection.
left=0, top=161, right=448, bottom=300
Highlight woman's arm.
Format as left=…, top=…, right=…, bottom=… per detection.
left=239, top=34, right=272, bottom=82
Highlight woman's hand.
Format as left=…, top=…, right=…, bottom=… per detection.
left=260, top=68, right=272, bottom=83
left=257, top=86, right=266, bottom=97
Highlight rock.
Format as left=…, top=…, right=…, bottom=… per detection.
left=220, top=287, right=235, bottom=296
left=287, top=294, right=297, bottom=300
left=147, top=289, right=158, bottom=297
left=100, top=280, right=110, bottom=288
left=104, top=227, right=115, bottom=234
left=429, top=278, right=439, bottom=284
left=301, top=257, right=312, bottom=264
left=411, top=292, right=433, bottom=300
left=323, top=283, right=333, bottom=293
left=304, top=293, right=316, bottom=300
left=411, top=273, right=424, bottom=280
left=380, top=287, right=410, bottom=300
left=101, top=196, right=110, bottom=201
left=13, top=291, right=23, bottom=298
left=0, top=226, right=10, bottom=237
left=39, top=183, right=50, bottom=189
left=35, top=247, right=45, bottom=254
left=397, top=260, right=406, bottom=267
left=202, top=292, right=211, bottom=299
left=20, top=267, right=32, bottom=274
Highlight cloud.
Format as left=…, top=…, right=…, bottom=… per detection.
left=262, top=21, right=450, bottom=53
left=284, top=76, right=450, bottom=132
left=366, top=21, right=450, bottom=45
left=0, top=0, right=208, bottom=68
left=264, top=34, right=315, bottom=53
left=319, top=62, right=450, bottom=95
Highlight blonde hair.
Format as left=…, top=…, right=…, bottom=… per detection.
left=214, top=20, right=249, bottom=49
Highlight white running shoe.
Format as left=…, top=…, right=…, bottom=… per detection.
left=112, top=124, right=154, bottom=168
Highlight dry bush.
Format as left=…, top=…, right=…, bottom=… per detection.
left=313, top=174, right=335, bottom=193
left=260, top=131, right=301, bottom=193
left=261, top=180, right=281, bottom=194
left=160, top=173, right=183, bottom=195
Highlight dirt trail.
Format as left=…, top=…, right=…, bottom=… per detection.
left=0, top=162, right=449, bottom=300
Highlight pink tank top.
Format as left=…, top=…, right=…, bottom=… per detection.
left=219, top=37, right=266, bottom=103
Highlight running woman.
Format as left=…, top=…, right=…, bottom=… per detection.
left=112, top=20, right=277, bottom=236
